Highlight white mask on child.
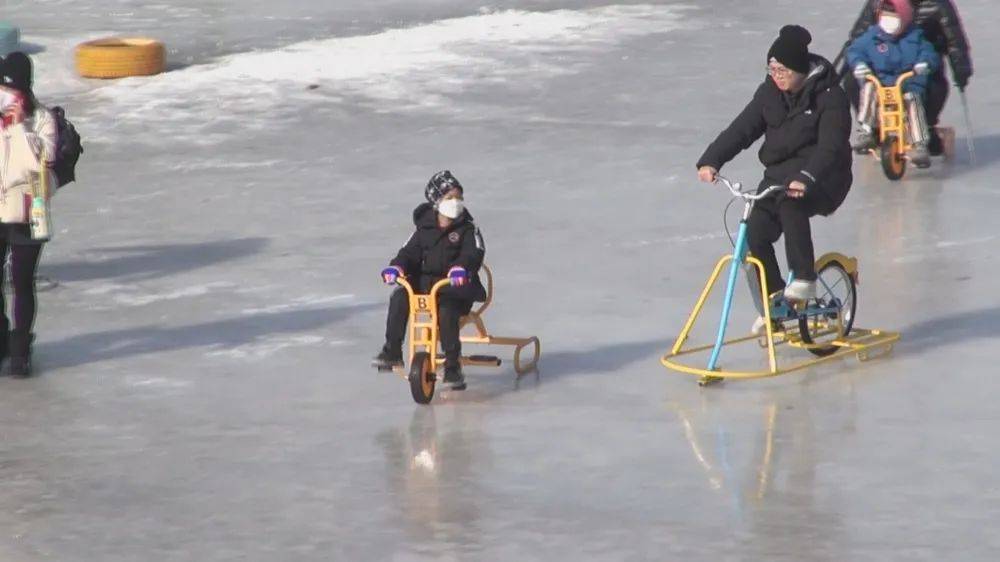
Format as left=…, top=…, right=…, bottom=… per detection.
left=879, top=14, right=902, bottom=35
left=437, top=199, right=464, bottom=219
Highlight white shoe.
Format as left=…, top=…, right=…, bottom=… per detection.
left=908, top=143, right=931, bottom=168
left=852, top=128, right=876, bottom=152
left=783, top=279, right=816, bottom=301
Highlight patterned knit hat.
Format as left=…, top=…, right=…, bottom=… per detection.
left=425, top=170, right=463, bottom=204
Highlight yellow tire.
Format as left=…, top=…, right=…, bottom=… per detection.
left=75, top=37, right=166, bottom=79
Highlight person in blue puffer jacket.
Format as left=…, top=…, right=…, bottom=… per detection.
left=846, top=0, right=939, bottom=167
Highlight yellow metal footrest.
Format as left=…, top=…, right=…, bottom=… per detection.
left=460, top=334, right=540, bottom=375
left=662, top=327, right=900, bottom=380
left=435, top=353, right=503, bottom=367
left=394, top=337, right=541, bottom=377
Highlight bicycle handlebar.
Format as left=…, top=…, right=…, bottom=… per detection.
left=715, top=175, right=785, bottom=201
left=865, top=70, right=916, bottom=89
left=393, top=276, right=452, bottom=299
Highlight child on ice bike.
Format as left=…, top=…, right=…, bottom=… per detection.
left=372, top=171, right=486, bottom=389
left=847, top=0, right=940, bottom=167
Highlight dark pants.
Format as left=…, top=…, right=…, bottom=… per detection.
left=747, top=195, right=825, bottom=294
left=844, top=63, right=949, bottom=128
left=0, top=226, right=43, bottom=359
left=384, top=287, right=473, bottom=368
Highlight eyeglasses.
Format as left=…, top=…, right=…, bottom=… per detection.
left=766, top=65, right=794, bottom=79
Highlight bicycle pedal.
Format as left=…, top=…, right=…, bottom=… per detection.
left=789, top=299, right=810, bottom=311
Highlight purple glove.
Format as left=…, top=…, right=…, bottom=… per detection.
left=448, top=266, right=468, bottom=287
left=381, top=266, right=402, bottom=285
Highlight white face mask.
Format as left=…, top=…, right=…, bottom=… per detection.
left=437, top=198, right=464, bottom=219
left=879, top=14, right=902, bottom=35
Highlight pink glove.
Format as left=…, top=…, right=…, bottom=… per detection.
left=0, top=88, right=25, bottom=128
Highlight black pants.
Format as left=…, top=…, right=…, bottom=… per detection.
left=747, top=195, right=825, bottom=294
left=384, top=287, right=473, bottom=368
left=844, top=64, right=949, bottom=128
left=0, top=227, right=43, bottom=335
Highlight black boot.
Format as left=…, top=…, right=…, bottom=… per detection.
left=443, top=362, right=466, bottom=390
left=928, top=129, right=944, bottom=156
left=371, top=346, right=403, bottom=370
left=0, top=319, right=8, bottom=372
left=9, top=330, right=32, bottom=378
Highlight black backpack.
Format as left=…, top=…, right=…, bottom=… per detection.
left=50, top=106, right=83, bottom=187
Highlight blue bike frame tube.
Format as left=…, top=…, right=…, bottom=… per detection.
left=706, top=220, right=750, bottom=371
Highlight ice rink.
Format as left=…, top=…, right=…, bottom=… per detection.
left=1, top=0, right=999, bottom=559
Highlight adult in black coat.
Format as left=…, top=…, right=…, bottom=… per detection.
left=844, top=0, right=972, bottom=154
left=373, top=171, right=486, bottom=386
left=696, top=25, right=853, bottom=324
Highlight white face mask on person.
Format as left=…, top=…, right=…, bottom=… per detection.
left=437, top=198, right=464, bottom=219
left=879, top=14, right=902, bottom=35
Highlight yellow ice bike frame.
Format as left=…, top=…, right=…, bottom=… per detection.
left=866, top=70, right=956, bottom=178
left=392, top=265, right=541, bottom=404
left=661, top=177, right=899, bottom=385
left=458, top=265, right=541, bottom=376
left=867, top=70, right=915, bottom=180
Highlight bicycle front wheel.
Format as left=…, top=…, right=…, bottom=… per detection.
left=408, top=352, right=435, bottom=404
left=798, top=261, right=857, bottom=357
left=881, top=135, right=906, bottom=180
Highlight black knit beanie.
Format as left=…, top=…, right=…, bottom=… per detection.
left=767, top=25, right=812, bottom=74
left=3, top=51, right=32, bottom=91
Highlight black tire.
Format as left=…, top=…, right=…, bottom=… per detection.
left=408, top=351, right=435, bottom=404
left=880, top=136, right=906, bottom=181
left=798, top=261, right=857, bottom=357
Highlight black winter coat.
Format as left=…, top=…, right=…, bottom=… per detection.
left=696, top=55, right=853, bottom=215
left=390, top=203, right=487, bottom=302
left=848, top=0, right=972, bottom=84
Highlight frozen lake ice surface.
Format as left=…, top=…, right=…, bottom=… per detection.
left=1, top=0, right=999, bottom=560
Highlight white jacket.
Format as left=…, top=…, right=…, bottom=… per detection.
left=0, top=104, right=57, bottom=224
